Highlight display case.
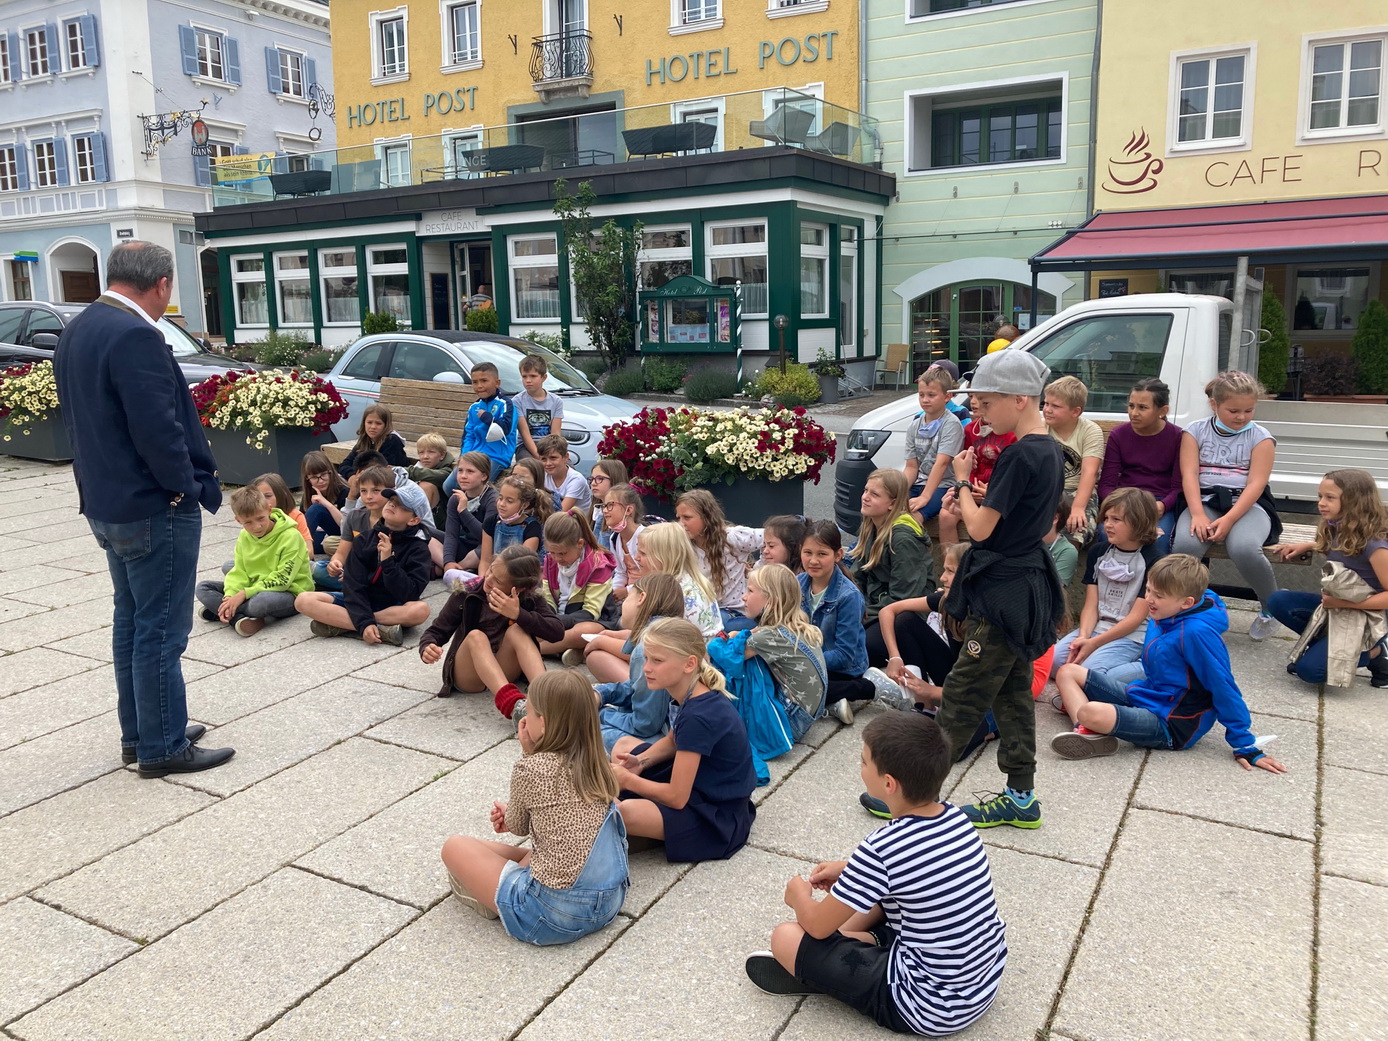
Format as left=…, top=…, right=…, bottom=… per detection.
left=638, top=274, right=740, bottom=355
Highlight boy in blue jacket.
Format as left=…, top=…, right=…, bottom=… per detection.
left=461, top=362, right=517, bottom=479
left=1050, top=554, right=1288, bottom=773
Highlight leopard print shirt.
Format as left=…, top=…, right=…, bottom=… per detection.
left=503, top=752, right=610, bottom=889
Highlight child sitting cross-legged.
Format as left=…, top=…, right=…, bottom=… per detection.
left=195, top=485, right=312, bottom=637
left=441, top=670, right=629, bottom=943
left=312, top=463, right=391, bottom=591
left=294, top=480, right=433, bottom=645
left=301, top=451, right=348, bottom=558
left=740, top=563, right=828, bottom=741
left=798, top=521, right=872, bottom=721
left=536, top=509, right=619, bottom=663
left=1050, top=553, right=1289, bottom=772
left=745, top=711, right=1007, bottom=1037
left=1044, top=375, right=1105, bottom=547
left=250, top=472, right=312, bottom=554
left=599, top=572, right=686, bottom=753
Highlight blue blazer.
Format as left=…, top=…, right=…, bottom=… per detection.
left=54, top=296, right=221, bottom=522
left=799, top=567, right=868, bottom=677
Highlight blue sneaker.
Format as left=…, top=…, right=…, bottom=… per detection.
left=960, top=791, right=1042, bottom=829
left=859, top=792, right=892, bottom=819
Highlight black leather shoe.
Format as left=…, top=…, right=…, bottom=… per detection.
left=137, top=742, right=234, bottom=778
left=122, top=725, right=208, bottom=765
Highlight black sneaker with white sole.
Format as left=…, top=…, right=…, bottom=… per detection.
left=745, top=952, right=821, bottom=995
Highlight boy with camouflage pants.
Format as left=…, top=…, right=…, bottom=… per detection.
left=938, top=350, right=1065, bottom=828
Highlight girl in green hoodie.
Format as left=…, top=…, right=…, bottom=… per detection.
left=854, top=468, right=934, bottom=666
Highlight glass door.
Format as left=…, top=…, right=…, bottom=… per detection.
left=909, top=280, right=1057, bottom=367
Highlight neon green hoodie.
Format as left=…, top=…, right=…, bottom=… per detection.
left=224, top=508, right=313, bottom=598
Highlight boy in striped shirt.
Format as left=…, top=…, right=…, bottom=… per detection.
left=746, top=712, right=1007, bottom=1036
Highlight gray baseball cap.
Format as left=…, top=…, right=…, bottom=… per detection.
left=380, top=480, right=431, bottom=520
left=968, top=349, right=1050, bottom=396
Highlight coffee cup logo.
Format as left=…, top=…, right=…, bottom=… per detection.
left=1103, top=129, right=1164, bottom=194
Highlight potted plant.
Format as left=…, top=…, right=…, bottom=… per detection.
left=0, top=361, right=72, bottom=462
left=811, top=347, right=846, bottom=405
left=191, top=369, right=349, bottom=485
left=597, top=405, right=837, bottom=525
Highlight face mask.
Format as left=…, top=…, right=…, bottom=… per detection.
left=498, top=508, right=525, bottom=525
left=608, top=514, right=629, bottom=534
left=916, top=417, right=943, bottom=440
left=1095, top=554, right=1135, bottom=583
left=1212, top=416, right=1250, bottom=436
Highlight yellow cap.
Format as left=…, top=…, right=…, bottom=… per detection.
left=986, top=338, right=1010, bottom=353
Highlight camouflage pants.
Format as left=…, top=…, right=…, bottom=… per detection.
left=936, top=613, right=1037, bottom=793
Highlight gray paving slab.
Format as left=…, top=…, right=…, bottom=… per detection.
left=0, top=599, right=50, bottom=625
left=0, top=712, right=123, bottom=817
left=622, top=849, right=694, bottom=917
left=8, top=868, right=416, bottom=1041
left=0, top=647, right=103, bottom=698
left=1053, top=809, right=1313, bottom=1041
left=0, top=897, right=136, bottom=1024
left=37, top=738, right=447, bottom=941
left=1316, top=875, right=1388, bottom=1041
left=0, top=665, right=119, bottom=750
left=6, top=570, right=122, bottom=608
left=1134, top=711, right=1317, bottom=839
left=254, top=901, right=629, bottom=1041
left=517, top=847, right=811, bottom=1041
left=162, top=675, right=429, bottom=797
left=350, top=648, right=450, bottom=694
left=1322, top=764, right=1388, bottom=888
left=0, top=597, right=114, bottom=652
left=296, top=741, right=520, bottom=909
left=0, top=535, right=105, bottom=573
left=41, top=626, right=114, bottom=661
left=362, top=689, right=519, bottom=762
left=1223, top=634, right=1321, bottom=722
left=0, top=771, right=215, bottom=902
left=180, top=615, right=320, bottom=666
left=1324, top=680, right=1388, bottom=776
left=780, top=845, right=1099, bottom=1041
left=0, top=565, right=89, bottom=597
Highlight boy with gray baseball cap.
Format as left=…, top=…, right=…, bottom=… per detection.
left=937, top=348, right=1065, bottom=829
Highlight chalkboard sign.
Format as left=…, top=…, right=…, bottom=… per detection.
left=1098, top=279, right=1129, bottom=298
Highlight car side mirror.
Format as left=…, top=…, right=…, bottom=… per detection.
left=432, top=372, right=467, bottom=384
left=30, top=333, right=60, bottom=350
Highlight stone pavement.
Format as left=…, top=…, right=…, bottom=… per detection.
left=0, top=455, right=1382, bottom=1041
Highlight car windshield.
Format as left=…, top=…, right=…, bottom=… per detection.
left=157, top=318, right=204, bottom=357
left=463, top=339, right=596, bottom=394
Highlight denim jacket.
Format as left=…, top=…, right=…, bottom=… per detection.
left=799, top=568, right=868, bottom=677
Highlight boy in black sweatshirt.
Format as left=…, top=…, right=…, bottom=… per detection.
left=295, top=480, right=433, bottom=645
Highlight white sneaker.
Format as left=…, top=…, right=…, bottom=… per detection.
left=830, top=699, right=854, bottom=725
left=864, top=667, right=914, bottom=712
left=1248, top=612, right=1278, bottom=641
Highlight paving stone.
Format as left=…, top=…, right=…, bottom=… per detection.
left=297, top=742, right=520, bottom=908
left=363, top=692, right=527, bottom=762
left=0, top=599, right=50, bottom=625
left=255, top=902, right=628, bottom=1041
left=780, top=846, right=1099, bottom=1041
left=0, top=565, right=89, bottom=597
left=0, top=665, right=117, bottom=750
left=42, top=626, right=114, bottom=661
left=37, top=738, right=447, bottom=941
left=180, top=615, right=319, bottom=666
left=0, top=535, right=104, bottom=573
left=517, top=847, right=812, bottom=1041
left=0, top=712, right=122, bottom=817
left=0, top=647, right=103, bottom=698
left=0, top=898, right=136, bottom=1023
left=351, top=649, right=450, bottom=694
left=0, top=598, right=114, bottom=653
left=1053, top=810, right=1312, bottom=1041
left=0, top=771, right=215, bottom=902
left=163, top=676, right=429, bottom=797
left=7, top=570, right=121, bottom=609
left=1224, top=635, right=1320, bottom=722
left=8, top=868, right=415, bottom=1041
left=623, top=850, right=694, bottom=917
left=1324, top=681, right=1388, bottom=776
left=1134, top=712, right=1316, bottom=839
left=1316, top=875, right=1388, bottom=1041
left=1322, top=764, right=1388, bottom=887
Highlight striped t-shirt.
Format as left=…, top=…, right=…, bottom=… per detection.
left=832, top=806, right=1007, bottom=1036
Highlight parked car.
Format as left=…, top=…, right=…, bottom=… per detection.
left=321, top=331, right=638, bottom=473
left=0, top=301, right=257, bottom=385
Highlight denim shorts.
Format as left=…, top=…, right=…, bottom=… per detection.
left=326, top=591, right=346, bottom=608
left=495, top=804, right=629, bottom=946
left=1083, top=670, right=1172, bottom=749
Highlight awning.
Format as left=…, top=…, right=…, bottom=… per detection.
left=1031, top=193, right=1388, bottom=272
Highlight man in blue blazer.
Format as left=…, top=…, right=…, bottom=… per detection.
left=54, top=241, right=234, bottom=776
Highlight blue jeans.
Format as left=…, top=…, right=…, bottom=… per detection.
left=1051, top=625, right=1145, bottom=679
left=1082, top=669, right=1172, bottom=749
left=495, top=803, right=629, bottom=945
left=88, top=499, right=202, bottom=765
left=311, top=559, right=343, bottom=592
left=1093, top=510, right=1176, bottom=556
left=1267, top=589, right=1375, bottom=684
left=720, top=607, right=756, bottom=632
left=304, top=502, right=340, bottom=555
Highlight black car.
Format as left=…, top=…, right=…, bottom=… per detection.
left=0, top=302, right=256, bottom=385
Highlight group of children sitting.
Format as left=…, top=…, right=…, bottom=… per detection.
left=196, top=346, right=1388, bottom=1037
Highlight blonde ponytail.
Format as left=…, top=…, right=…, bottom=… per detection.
left=643, top=617, right=733, bottom=700
left=698, top=660, right=730, bottom=698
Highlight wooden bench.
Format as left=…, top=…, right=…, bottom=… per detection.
left=323, top=377, right=476, bottom=466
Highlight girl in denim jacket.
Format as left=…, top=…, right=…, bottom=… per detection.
left=798, top=521, right=871, bottom=722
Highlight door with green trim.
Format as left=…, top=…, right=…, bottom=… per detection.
left=909, top=280, right=1056, bottom=368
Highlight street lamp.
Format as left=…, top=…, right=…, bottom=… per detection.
left=773, top=314, right=789, bottom=374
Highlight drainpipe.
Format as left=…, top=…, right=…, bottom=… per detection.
left=1084, top=0, right=1102, bottom=300
left=859, top=0, right=868, bottom=116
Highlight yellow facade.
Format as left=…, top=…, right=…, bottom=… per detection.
left=330, top=0, right=860, bottom=149
left=1094, top=1, right=1387, bottom=211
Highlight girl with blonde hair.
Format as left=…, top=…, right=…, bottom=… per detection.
left=855, top=468, right=933, bottom=666
left=635, top=522, right=721, bottom=638
left=738, top=564, right=827, bottom=741
left=597, top=572, right=687, bottom=751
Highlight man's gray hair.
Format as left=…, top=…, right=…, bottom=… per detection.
left=106, top=241, right=175, bottom=293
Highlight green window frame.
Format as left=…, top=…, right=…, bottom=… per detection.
left=930, top=97, right=1061, bottom=168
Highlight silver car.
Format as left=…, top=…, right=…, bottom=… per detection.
left=323, top=331, right=637, bottom=473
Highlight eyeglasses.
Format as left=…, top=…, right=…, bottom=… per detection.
left=590, top=474, right=611, bottom=484
left=601, top=501, right=623, bottom=511
left=308, top=472, right=330, bottom=481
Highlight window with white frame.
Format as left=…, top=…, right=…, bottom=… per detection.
left=0, top=146, right=19, bottom=191
left=769, top=0, right=828, bottom=12
left=319, top=248, right=361, bottom=324
left=379, top=140, right=411, bottom=187
left=196, top=28, right=225, bottom=79
left=279, top=50, right=305, bottom=97
left=274, top=252, right=312, bottom=325
left=73, top=135, right=97, bottom=182
left=368, top=245, right=411, bottom=324
left=1291, top=266, right=1374, bottom=332
left=673, top=0, right=720, bottom=29
left=799, top=224, right=829, bottom=317
left=638, top=225, right=693, bottom=289
left=444, top=130, right=483, bottom=177
left=33, top=141, right=58, bottom=187
left=375, top=13, right=408, bottom=78
left=1306, top=36, right=1383, bottom=134
left=839, top=228, right=858, bottom=351
left=509, top=234, right=560, bottom=321
left=672, top=99, right=723, bottom=151
left=232, top=255, right=269, bottom=326
left=0, top=35, right=10, bottom=84
left=909, top=79, right=1064, bottom=171
left=706, top=221, right=768, bottom=316
left=64, top=20, right=87, bottom=70
left=25, top=27, right=50, bottom=77
left=444, top=1, right=480, bottom=66
left=1175, top=51, right=1248, bottom=145
left=909, top=0, right=1028, bottom=15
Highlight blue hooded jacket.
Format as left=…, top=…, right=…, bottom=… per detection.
left=1124, top=591, right=1259, bottom=755
left=798, top=567, right=868, bottom=677
left=461, top=392, right=518, bottom=470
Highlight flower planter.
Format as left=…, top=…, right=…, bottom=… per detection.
left=710, top=475, right=804, bottom=527
left=817, top=374, right=840, bottom=405
left=204, top=426, right=328, bottom=487
left=1, top=412, right=73, bottom=462
left=641, top=493, right=677, bottom=522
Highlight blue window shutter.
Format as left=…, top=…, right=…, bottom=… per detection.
left=224, top=36, right=240, bottom=85
left=7, top=32, right=21, bottom=80
left=51, top=137, right=69, bottom=186
left=195, top=152, right=210, bottom=188
left=179, top=25, right=197, bottom=76
left=90, top=133, right=108, bottom=181
left=233, top=144, right=249, bottom=156
left=43, top=24, right=58, bottom=71
left=304, top=56, right=317, bottom=91
left=79, top=14, right=100, bottom=67
left=14, top=146, right=29, bottom=190
left=264, top=46, right=282, bottom=93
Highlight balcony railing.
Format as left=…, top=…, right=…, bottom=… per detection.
left=530, top=30, right=592, bottom=83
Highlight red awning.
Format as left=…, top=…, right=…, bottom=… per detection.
left=1031, top=194, right=1388, bottom=271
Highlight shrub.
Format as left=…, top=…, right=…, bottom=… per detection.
left=1353, top=299, right=1388, bottom=394
left=1258, top=292, right=1290, bottom=396
left=602, top=365, right=645, bottom=397
left=643, top=357, right=688, bottom=393
left=1302, top=352, right=1360, bottom=397
left=229, top=344, right=259, bottom=363
left=241, top=329, right=315, bottom=368
left=466, top=306, right=499, bottom=333
left=753, top=363, right=821, bottom=406
left=683, top=367, right=739, bottom=403
left=299, top=349, right=339, bottom=373
left=361, top=311, right=400, bottom=335
left=576, top=357, right=608, bottom=382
